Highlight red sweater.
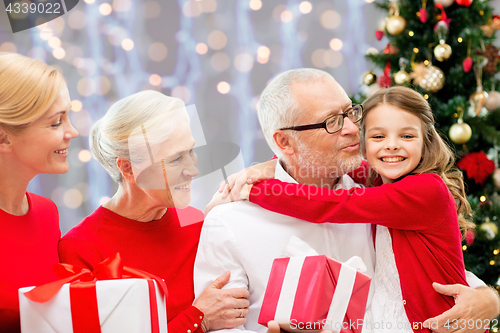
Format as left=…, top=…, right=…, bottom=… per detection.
left=58, top=206, right=205, bottom=333
left=249, top=173, right=468, bottom=333
left=0, top=193, right=60, bottom=333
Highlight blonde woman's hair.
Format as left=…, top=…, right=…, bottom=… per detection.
left=0, top=52, right=65, bottom=133
left=90, top=90, right=189, bottom=183
left=361, top=86, right=474, bottom=236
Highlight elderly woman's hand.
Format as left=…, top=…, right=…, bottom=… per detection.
left=193, top=271, right=250, bottom=332
left=218, top=159, right=277, bottom=200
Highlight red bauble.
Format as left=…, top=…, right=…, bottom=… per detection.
left=457, top=152, right=496, bottom=185
left=377, top=73, right=392, bottom=88
left=419, top=8, right=428, bottom=23
left=462, top=57, right=473, bottom=72
left=375, top=30, right=384, bottom=41
left=456, top=0, right=472, bottom=6
left=465, top=230, right=475, bottom=245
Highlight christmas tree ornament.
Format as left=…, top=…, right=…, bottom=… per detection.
left=394, top=70, right=410, bottom=85
left=394, top=58, right=410, bottom=85
left=470, top=65, right=489, bottom=116
left=456, top=0, right=473, bottom=7
left=363, top=71, right=377, bottom=86
left=375, top=30, right=384, bottom=41
left=480, top=15, right=500, bottom=37
left=434, top=4, right=451, bottom=30
left=479, top=218, right=498, bottom=240
left=463, top=39, right=473, bottom=72
left=434, top=41, right=452, bottom=61
left=382, top=43, right=399, bottom=55
left=410, top=62, right=445, bottom=93
left=377, top=61, right=392, bottom=88
left=457, top=151, right=496, bottom=185
left=449, top=107, right=472, bottom=144
left=465, top=230, right=475, bottom=246
left=485, top=90, right=500, bottom=111
left=419, top=0, right=428, bottom=23
left=470, top=89, right=489, bottom=116
left=434, top=0, right=455, bottom=7
left=476, top=44, right=499, bottom=76
left=386, top=2, right=406, bottom=36
left=493, top=168, right=500, bottom=190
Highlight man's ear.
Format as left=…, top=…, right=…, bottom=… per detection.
left=116, top=158, right=135, bottom=184
left=273, top=130, right=297, bottom=156
left=0, top=127, right=12, bottom=153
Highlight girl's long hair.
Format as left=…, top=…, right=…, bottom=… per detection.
left=361, top=86, right=474, bottom=236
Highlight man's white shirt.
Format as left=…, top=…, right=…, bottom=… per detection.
left=193, top=161, right=376, bottom=333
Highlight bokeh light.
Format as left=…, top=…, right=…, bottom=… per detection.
left=299, top=1, right=312, bottom=14
left=211, top=52, right=230, bottom=71
left=257, top=46, right=270, bottom=64
left=149, top=74, right=162, bottom=86
left=48, top=37, right=62, bottom=49
left=196, top=43, right=208, bottom=55
left=143, top=1, right=161, bottom=18
left=148, top=42, right=168, bottom=61
left=183, top=0, right=202, bottom=17
left=281, top=10, right=293, bottom=22
left=208, top=30, right=227, bottom=50
left=234, top=53, right=254, bottom=72
left=329, top=38, right=343, bottom=51
left=78, top=150, right=92, bottom=163
left=121, top=38, right=135, bottom=51
left=64, top=189, right=83, bottom=209
left=99, top=3, right=113, bottom=16
left=113, top=0, right=132, bottom=12
left=217, top=81, right=231, bottom=94
left=71, top=100, right=83, bottom=112
left=0, top=42, right=17, bottom=53
left=249, top=0, right=262, bottom=10
left=320, top=10, right=341, bottom=29
left=311, top=49, right=326, bottom=68
left=52, top=47, right=66, bottom=60
left=68, top=11, right=86, bottom=30
left=172, top=86, right=191, bottom=103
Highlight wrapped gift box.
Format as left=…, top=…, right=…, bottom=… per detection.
left=19, top=278, right=167, bottom=333
left=258, top=255, right=371, bottom=333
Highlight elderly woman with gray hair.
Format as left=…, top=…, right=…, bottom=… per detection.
left=58, top=90, right=250, bottom=333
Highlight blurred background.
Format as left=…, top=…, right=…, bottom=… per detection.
left=1, top=0, right=499, bottom=236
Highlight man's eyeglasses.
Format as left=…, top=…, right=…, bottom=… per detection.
left=279, top=104, right=363, bottom=134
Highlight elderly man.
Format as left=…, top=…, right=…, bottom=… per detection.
left=194, top=68, right=499, bottom=333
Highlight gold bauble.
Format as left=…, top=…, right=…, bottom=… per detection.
left=449, top=118, right=472, bottom=144
left=485, top=91, right=500, bottom=111
left=386, top=15, right=406, bottom=35
left=493, top=168, right=500, bottom=190
left=479, top=219, right=498, bottom=240
left=363, top=71, right=377, bottom=86
left=434, top=43, right=452, bottom=62
left=469, top=90, right=489, bottom=116
left=435, top=0, right=455, bottom=7
left=394, top=70, right=410, bottom=85
left=418, top=65, right=445, bottom=93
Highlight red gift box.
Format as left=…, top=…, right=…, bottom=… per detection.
left=258, top=255, right=371, bottom=333
left=19, top=253, right=168, bottom=333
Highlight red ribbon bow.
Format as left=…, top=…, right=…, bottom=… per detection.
left=24, top=253, right=168, bottom=333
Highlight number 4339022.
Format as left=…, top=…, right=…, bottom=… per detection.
left=5, top=2, right=61, bottom=14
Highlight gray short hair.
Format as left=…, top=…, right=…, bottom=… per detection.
left=257, top=68, right=334, bottom=158
left=90, top=90, right=189, bottom=183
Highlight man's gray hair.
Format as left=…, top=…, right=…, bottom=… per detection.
left=257, top=68, right=334, bottom=158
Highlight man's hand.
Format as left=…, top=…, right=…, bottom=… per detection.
left=193, top=271, right=250, bottom=332
left=423, top=282, right=500, bottom=333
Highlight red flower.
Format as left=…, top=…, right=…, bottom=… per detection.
left=457, top=152, right=496, bottom=185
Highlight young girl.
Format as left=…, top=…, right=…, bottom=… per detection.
left=214, top=86, right=475, bottom=332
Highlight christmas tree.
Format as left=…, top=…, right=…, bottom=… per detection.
left=360, top=0, right=500, bottom=289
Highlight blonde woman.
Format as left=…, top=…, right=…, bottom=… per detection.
left=0, top=52, right=78, bottom=332
left=58, top=91, right=250, bottom=333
